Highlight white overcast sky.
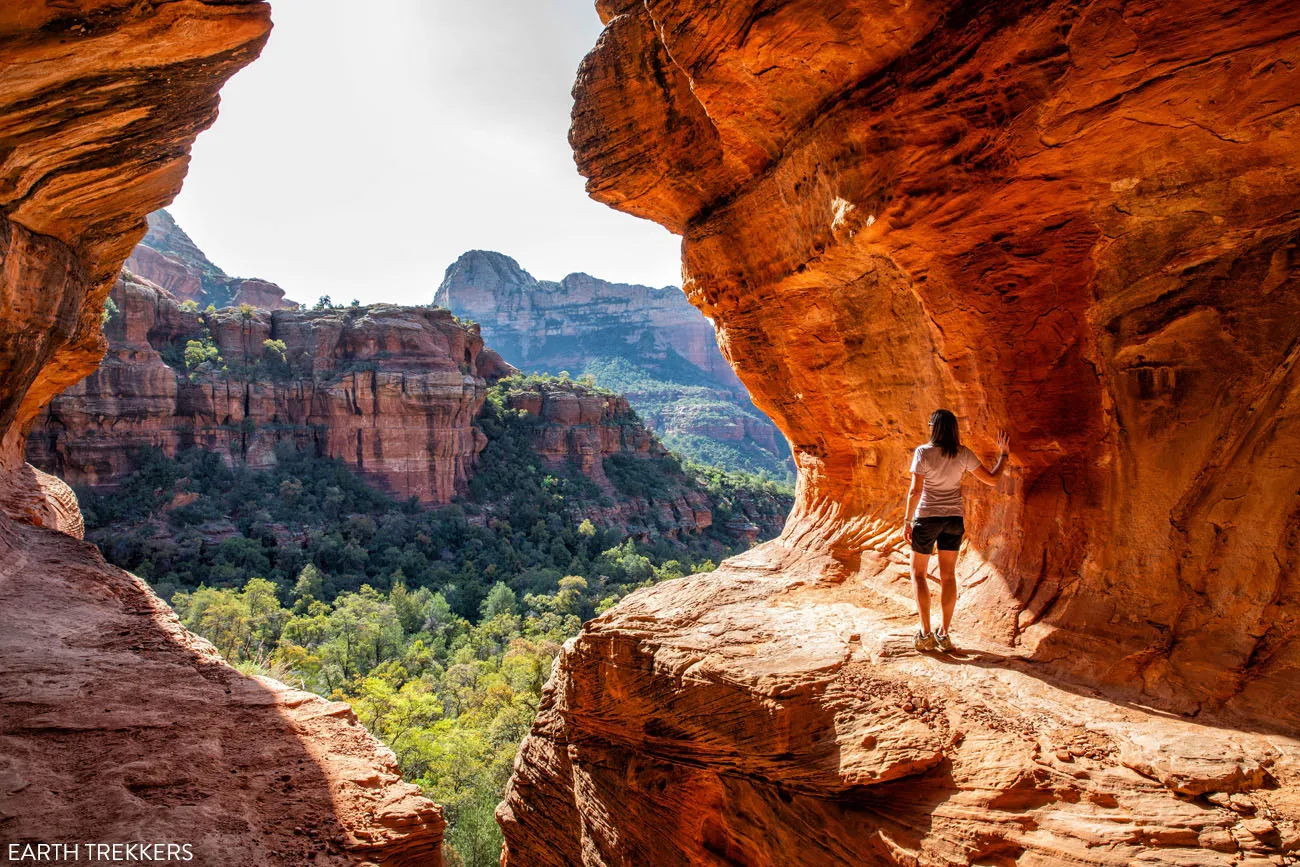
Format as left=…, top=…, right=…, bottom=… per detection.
left=169, top=0, right=683, bottom=306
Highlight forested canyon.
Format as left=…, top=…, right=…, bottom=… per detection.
left=437, top=249, right=791, bottom=480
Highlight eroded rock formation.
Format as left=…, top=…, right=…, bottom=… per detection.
left=504, top=383, right=667, bottom=485
left=126, top=209, right=294, bottom=309
left=29, top=275, right=490, bottom=504
left=437, top=250, right=790, bottom=477
left=437, top=250, right=733, bottom=384
left=500, top=1, right=1300, bottom=863
left=26, top=275, right=790, bottom=541
left=0, top=2, right=444, bottom=861
left=498, top=380, right=790, bottom=540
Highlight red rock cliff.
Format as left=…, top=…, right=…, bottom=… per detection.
left=499, top=1, right=1300, bottom=864
left=0, top=3, right=444, bottom=862
left=29, top=275, right=489, bottom=505
left=125, top=208, right=294, bottom=309
left=26, top=272, right=791, bottom=543
left=498, top=379, right=778, bottom=541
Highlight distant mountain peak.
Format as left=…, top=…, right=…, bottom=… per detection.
left=437, top=251, right=537, bottom=306
left=126, top=210, right=293, bottom=310
left=436, top=250, right=680, bottom=312
left=143, top=209, right=225, bottom=277
left=433, top=249, right=792, bottom=480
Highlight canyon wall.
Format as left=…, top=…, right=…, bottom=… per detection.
left=25, top=273, right=792, bottom=542
left=0, top=2, right=444, bottom=862
left=437, top=249, right=791, bottom=478
left=498, top=379, right=788, bottom=541
left=125, top=208, right=294, bottom=310
left=437, top=250, right=735, bottom=385
left=29, top=275, right=490, bottom=505
left=500, top=1, right=1300, bottom=863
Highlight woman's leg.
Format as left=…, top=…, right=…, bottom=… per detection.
left=937, top=549, right=959, bottom=633
left=911, top=551, right=933, bottom=634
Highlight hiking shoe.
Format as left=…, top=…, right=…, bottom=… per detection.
left=934, top=630, right=954, bottom=652
left=914, top=630, right=937, bottom=652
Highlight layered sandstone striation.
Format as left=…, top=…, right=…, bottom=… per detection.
left=125, top=209, right=294, bottom=309
left=25, top=273, right=791, bottom=540
left=29, top=275, right=490, bottom=504
left=27, top=273, right=790, bottom=547
left=437, top=250, right=790, bottom=477
left=501, top=1, right=1300, bottom=863
left=0, top=2, right=443, bottom=861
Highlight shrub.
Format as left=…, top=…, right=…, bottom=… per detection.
left=101, top=296, right=120, bottom=326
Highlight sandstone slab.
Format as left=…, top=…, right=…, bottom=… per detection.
left=0, top=514, right=444, bottom=866
left=500, top=543, right=1299, bottom=865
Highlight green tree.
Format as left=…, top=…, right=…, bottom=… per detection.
left=183, top=337, right=221, bottom=376
left=351, top=674, right=444, bottom=761
left=101, top=296, right=120, bottom=326
left=480, top=582, right=518, bottom=620
left=172, top=578, right=287, bottom=662
left=263, top=338, right=287, bottom=363
left=322, top=585, right=404, bottom=681
left=293, top=564, right=324, bottom=603
left=391, top=574, right=437, bottom=634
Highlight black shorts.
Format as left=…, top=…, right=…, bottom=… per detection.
left=911, top=516, right=965, bottom=554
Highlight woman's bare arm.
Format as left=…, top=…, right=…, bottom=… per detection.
left=972, top=429, right=1011, bottom=487
left=903, top=473, right=924, bottom=541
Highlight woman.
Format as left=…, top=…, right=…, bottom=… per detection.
left=903, top=409, right=1010, bottom=652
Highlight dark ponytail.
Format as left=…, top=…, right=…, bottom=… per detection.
left=929, top=409, right=960, bottom=458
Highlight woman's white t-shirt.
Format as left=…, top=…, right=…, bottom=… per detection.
left=911, top=444, right=981, bottom=517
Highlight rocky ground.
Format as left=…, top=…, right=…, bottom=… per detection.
left=0, top=512, right=443, bottom=866
left=500, top=539, right=1300, bottom=866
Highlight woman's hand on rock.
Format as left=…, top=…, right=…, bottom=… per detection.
left=996, top=429, right=1011, bottom=455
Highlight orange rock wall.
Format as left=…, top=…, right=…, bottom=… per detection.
left=0, top=1, right=263, bottom=431
left=499, top=2, right=1300, bottom=864
left=571, top=0, right=1300, bottom=719
left=0, top=0, right=270, bottom=525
